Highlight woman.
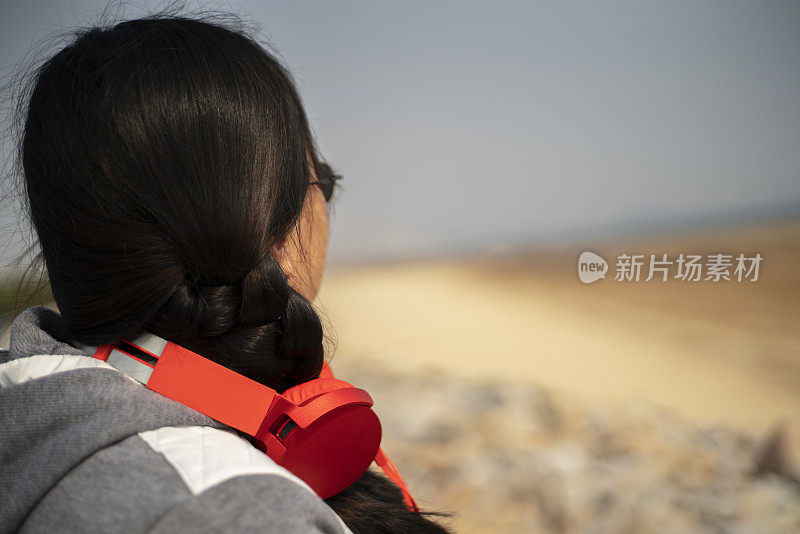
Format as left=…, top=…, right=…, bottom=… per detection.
left=0, top=11, right=452, bottom=534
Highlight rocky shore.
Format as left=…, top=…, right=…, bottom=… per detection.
left=336, top=356, right=800, bottom=534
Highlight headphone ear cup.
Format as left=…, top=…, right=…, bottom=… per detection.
left=271, top=378, right=382, bottom=499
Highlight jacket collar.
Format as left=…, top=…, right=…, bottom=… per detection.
left=2, top=306, right=87, bottom=364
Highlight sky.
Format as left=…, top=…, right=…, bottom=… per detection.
left=1, top=1, right=799, bottom=265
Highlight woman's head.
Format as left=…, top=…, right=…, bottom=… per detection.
left=19, top=14, right=336, bottom=392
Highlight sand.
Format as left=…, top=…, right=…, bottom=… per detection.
left=316, top=218, right=800, bottom=439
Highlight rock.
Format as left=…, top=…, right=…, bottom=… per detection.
left=333, top=356, right=800, bottom=534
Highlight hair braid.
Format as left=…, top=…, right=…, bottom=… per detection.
left=237, top=251, right=325, bottom=389
left=148, top=251, right=324, bottom=392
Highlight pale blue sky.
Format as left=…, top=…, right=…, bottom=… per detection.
left=2, top=1, right=799, bottom=265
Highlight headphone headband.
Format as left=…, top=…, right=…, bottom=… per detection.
left=90, top=331, right=419, bottom=512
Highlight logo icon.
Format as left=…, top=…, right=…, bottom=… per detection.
left=578, top=251, right=608, bottom=284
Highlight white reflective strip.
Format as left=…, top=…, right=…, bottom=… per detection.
left=128, top=331, right=168, bottom=357
left=72, top=332, right=167, bottom=359
left=138, top=426, right=314, bottom=496
left=107, top=348, right=154, bottom=384
left=0, top=354, right=130, bottom=387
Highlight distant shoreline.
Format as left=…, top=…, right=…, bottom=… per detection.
left=326, top=209, right=800, bottom=268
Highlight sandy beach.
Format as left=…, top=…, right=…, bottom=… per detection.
left=317, top=218, right=800, bottom=447
left=314, top=218, right=800, bottom=532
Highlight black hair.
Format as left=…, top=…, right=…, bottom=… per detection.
left=3, top=6, right=452, bottom=533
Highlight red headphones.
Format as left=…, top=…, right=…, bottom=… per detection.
left=90, top=332, right=418, bottom=512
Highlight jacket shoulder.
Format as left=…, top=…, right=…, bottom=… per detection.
left=21, top=427, right=351, bottom=533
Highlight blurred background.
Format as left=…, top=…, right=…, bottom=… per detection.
left=1, top=1, right=799, bottom=533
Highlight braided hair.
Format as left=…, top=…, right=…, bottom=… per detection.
left=10, top=8, right=452, bottom=534
left=150, top=251, right=324, bottom=393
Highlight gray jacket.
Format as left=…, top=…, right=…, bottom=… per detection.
left=0, top=306, right=353, bottom=533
